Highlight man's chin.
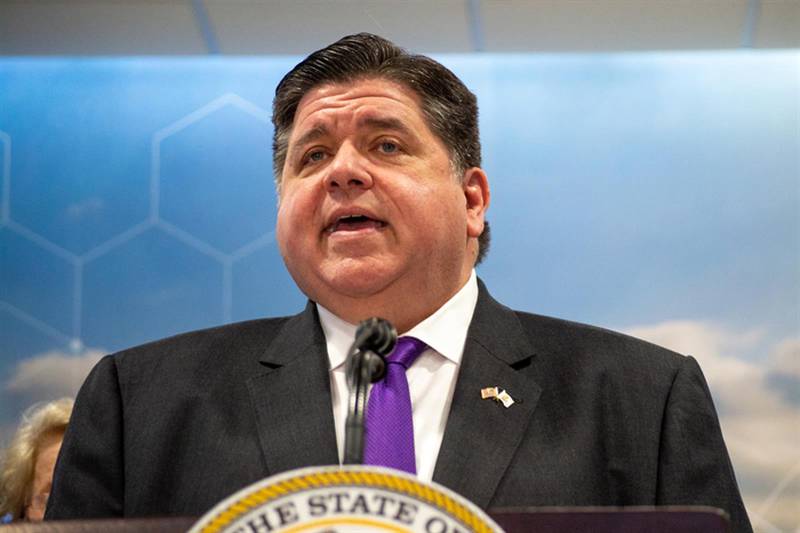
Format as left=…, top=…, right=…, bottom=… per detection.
left=323, top=276, right=393, bottom=299
left=313, top=261, right=401, bottom=300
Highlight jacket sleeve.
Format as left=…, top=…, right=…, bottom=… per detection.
left=656, top=355, right=752, bottom=533
left=45, top=354, right=125, bottom=519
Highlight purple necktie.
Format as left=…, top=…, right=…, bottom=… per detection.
left=363, top=336, right=427, bottom=474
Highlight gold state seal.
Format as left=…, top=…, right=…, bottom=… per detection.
left=190, top=465, right=503, bottom=533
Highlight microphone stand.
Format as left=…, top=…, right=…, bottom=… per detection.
left=343, top=347, right=383, bottom=464
left=343, top=318, right=396, bottom=465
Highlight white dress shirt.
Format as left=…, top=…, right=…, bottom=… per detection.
left=317, top=270, right=479, bottom=482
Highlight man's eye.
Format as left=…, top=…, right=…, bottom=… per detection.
left=378, top=141, right=399, bottom=154
left=303, top=150, right=326, bottom=165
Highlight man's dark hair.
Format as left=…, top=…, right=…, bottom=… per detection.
left=272, top=32, right=490, bottom=264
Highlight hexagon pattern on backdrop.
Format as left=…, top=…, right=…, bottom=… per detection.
left=81, top=228, right=226, bottom=352
left=0, top=62, right=306, bottom=358
left=158, top=95, right=276, bottom=255
left=4, top=61, right=154, bottom=255
left=0, top=227, right=74, bottom=336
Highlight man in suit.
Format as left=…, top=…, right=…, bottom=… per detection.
left=46, top=33, right=752, bottom=532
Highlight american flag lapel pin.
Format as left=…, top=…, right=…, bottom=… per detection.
left=481, top=386, right=516, bottom=408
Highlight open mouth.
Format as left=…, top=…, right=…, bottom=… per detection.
left=326, top=214, right=387, bottom=233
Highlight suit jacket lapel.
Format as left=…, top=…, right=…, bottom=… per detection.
left=433, top=281, right=542, bottom=508
left=247, top=302, right=339, bottom=474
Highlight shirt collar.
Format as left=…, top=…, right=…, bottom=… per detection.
left=318, top=270, right=479, bottom=371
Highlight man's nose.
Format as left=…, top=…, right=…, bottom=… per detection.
left=323, top=144, right=373, bottom=192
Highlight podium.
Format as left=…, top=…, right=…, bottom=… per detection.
left=27, top=466, right=731, bottom=532
left=0, top=517, right=196, bottom=532
left=5, top=508, right=729, bottom=532
left=490, top=507, right=730, bottom=533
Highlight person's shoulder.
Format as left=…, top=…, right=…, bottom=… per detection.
left=110, top=314, right=298, bottom=373
left=511, top=309, right=687, bottom=377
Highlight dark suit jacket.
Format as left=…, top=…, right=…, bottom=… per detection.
left=46, top=282, right=751, bottom=532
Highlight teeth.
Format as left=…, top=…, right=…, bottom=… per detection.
left=326, top=213, right=384, bottom=233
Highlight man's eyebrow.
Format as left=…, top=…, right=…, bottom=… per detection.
left=358, top=116, right=414, bottom=136
left=289, top=124, right=329, bottom=159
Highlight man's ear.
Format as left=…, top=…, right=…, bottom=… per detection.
left=462, top=167, right=490, bottom=239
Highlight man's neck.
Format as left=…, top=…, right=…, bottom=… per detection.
left=317, top=269, right=478, bottom=335
left=317, top=268, right=475, bottom=334
left=318, top=270, right=478, bottom=361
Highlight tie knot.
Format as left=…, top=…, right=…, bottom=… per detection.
left=386, top=336, right=427, bottom=369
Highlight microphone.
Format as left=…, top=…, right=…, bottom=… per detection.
left=355, top=317, right=397, bottom=355
left=347, top=318, right=397, bottom=383
left=343, top=317, right=397, bottom=465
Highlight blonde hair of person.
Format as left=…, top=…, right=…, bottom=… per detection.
left=0, top=397, right=74, bottom=520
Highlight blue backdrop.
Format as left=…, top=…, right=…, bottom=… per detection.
left=1, top=51, right=798, bottom=530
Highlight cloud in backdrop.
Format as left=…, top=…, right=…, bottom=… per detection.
left=624, top=321, right=800, bottom=532
left=5, top=349, right=105, bottom=400
left=0, top=348, right=105, bottom=446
